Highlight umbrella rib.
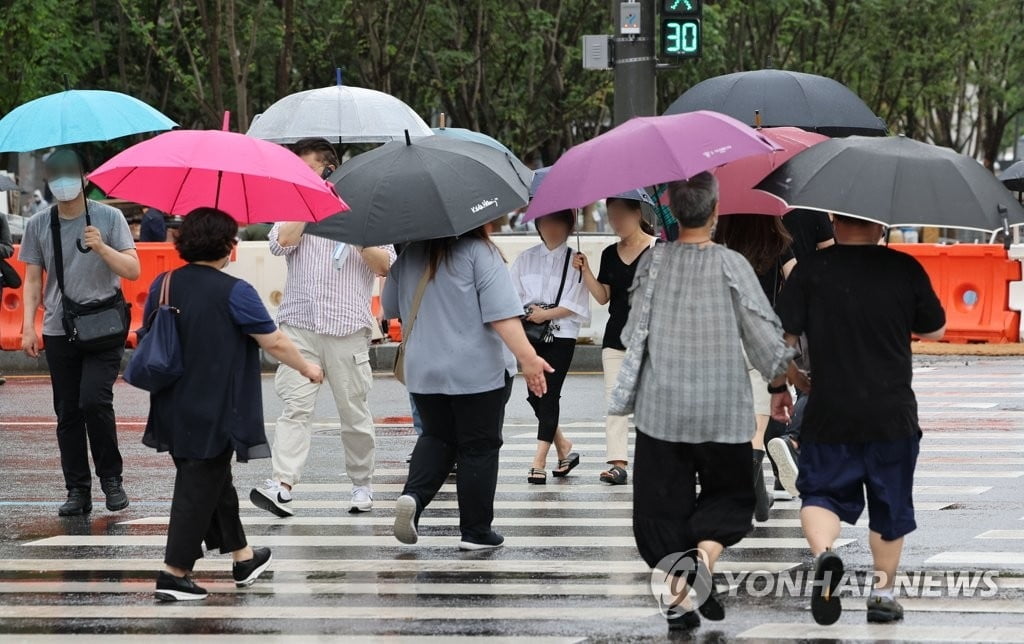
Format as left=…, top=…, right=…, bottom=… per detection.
left=291, top=180, right=317, bottom=223
left=168, top=166, right=193, bottom=215
left=240, top=172, right=250, bottom=225
left=100, top=166, right=139, bottom=200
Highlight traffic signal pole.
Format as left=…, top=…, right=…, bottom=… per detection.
left=612, top=0, right=657, bottom=126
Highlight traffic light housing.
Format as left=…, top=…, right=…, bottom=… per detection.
left=661, top=0, right=702, bottom=59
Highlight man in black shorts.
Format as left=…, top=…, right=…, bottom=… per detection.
left=774, top=214, right=945, bottom=626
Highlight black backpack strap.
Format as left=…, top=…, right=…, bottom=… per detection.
left=552, top=248, right=571, bottom=307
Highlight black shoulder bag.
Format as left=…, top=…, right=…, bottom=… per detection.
left=50, top=206, right=130, bottom=352
left=522, top=248, right=571, bottom=344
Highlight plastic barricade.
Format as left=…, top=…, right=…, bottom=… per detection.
left=892, top=244, right=1020, bottom=343
left=124, top=243, right=187, bottom=347
left=0, top=249, right=42, bottom=351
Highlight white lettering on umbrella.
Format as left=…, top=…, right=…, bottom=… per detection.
left=471, top=198, right=500, bottom=213
left=702, top=145, right=734, bottom=158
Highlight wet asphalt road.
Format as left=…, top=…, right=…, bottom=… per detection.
left=1, top=358, right=1023, bottom=642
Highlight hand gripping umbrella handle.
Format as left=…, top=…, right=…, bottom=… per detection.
left=76, top=199, right=92, bottom=254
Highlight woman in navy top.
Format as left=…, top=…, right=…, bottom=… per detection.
left=141, top=208, right=323, bottom=602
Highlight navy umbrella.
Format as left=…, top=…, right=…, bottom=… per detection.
left=304, top=135, right=531, bottom=247
left=756, top=135, right=1024, bottom=233
left=664, top=69, right=886, bottom=138
left=999, top=160, right=1024, bottom=193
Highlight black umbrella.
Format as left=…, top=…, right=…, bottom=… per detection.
left=303, top=135, right=531, bottom=247
left=756, top=135, right=1024, bottom=233
left=664, top=69, right=887, bottom=138
left=999, top=160, right=1024, bottom=192
left=0, top=175, right=16, bottom=191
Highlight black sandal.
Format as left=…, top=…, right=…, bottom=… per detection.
left=527, top=468, right=547, bottom=484
left=552, top=452, right=580, bottom=478
left=600, top=465, right=628, bottom=485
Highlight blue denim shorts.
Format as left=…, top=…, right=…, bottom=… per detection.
left=796, top=434, right=921, bottom=541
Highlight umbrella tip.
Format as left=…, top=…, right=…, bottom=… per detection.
left=336, top=68, right=343, bottom=86
left=405, top=130, right=412, bottom=146
left=222, top=111, right=231, bottom=132
left=754, top=110, right=763, bottom=128
left=63, top=74, right=71, bottom=91
left=439, top=113, right=447, bottom=129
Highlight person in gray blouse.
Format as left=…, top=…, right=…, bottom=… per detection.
left=628, top=172, right=798, bottom=631
left=383, top=226, right=552, bottom=551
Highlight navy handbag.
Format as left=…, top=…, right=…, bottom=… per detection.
left=124, top=271, right=184, bottom=392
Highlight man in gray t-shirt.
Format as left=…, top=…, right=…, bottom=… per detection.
left=18, top=149, right=140, bottom=517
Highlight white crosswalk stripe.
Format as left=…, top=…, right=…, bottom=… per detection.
left=2, top=366, right=1023, bottom=640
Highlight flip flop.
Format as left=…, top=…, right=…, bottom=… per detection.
left=600, top=465, right=628, bottom=485
left=527, top=468, right=547, bottom=485
left=811, top=549, right=845, bottom=625
left=552, top=452, right=580, bottom=477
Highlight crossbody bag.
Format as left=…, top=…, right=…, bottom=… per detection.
left=522, top=248, right=572, bottom=344
left=50, top=206, right=130, bottom=352
left=393, top=268, right=431, bottom=385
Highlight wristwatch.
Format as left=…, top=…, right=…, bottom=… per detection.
left=767, top=383, right=788, bottom=394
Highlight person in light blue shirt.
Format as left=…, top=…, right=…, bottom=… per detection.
left=383, top=226, right=551, bottom=551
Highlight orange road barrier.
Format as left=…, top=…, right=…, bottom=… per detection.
left=893, top=244, right=1021, bottom=344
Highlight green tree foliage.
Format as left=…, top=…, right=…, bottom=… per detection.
left=1, top=0, right=1022, bottom=167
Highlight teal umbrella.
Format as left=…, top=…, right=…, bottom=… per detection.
left=0, top=90, right=177, bottom=152
left=432, top=126, right=515, bottom=157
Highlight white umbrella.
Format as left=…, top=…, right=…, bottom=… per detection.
left=247, top=81, right=432, bottom=144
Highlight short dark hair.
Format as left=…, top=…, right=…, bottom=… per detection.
left=44, top=149, right=85, bottom=176
left=175, top=208, right=238, bottom=262
left=535, top=209, right=575, bottom=244
left=668, top=172, right=719, bottom=229
left=833, top=214, right=876, bottom=227
left=292, top=138, right=339, bottom=169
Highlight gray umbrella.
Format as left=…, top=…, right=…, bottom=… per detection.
left=756, top=135, right=1024, bottom=233
left=303, top=135, right=531, bottom=247
left=0, top=175, right=16, bottom=191
left=664, top=69, right=887, bottom=138
left=999, top=160, right=1024, bottom=192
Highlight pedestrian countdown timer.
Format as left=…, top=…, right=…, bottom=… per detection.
left=661, top=0, right=702, bottom=59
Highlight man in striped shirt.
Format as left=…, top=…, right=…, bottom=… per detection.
left=250, top=139, right=395, bottom=517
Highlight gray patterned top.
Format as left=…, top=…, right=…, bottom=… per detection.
left=626, top=242, right=795, bottom=444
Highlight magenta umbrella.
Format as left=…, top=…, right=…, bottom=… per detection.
left=712, top=126, right=828, bottom=216
left=88, top=129, right=348, bottom=223
left=524, top=110, right=780, bottom=222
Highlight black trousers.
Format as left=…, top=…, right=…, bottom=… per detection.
left=633, top=430, right=755, bottom=569
left=43, top=335, right=124, bottom=491
left=406, top=375, right=512, bottom=540
left=526, top=337, right=576, bottom=442
left=165, top=447, right=247, bottom=570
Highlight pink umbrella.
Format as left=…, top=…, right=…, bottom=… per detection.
left=89, top=129, right=348, bottom=223
left=524, top=110, right=780, bottom=222
left=712, top=126, right=828, bottom=216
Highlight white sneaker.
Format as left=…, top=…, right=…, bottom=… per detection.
left=350, top=485, right=373, bottom=513
left=249, top=479, right=294, bottom=518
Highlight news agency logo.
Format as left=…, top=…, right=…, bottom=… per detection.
left=650, top=549, right=714, bottom=617
left=650, top=550, right=999, bottom=612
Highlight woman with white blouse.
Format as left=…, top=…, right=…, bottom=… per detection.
left=510, top=211, right=591, bottom=484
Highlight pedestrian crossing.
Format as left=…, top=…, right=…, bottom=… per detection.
left=0, top=364, right=1023, bottom=640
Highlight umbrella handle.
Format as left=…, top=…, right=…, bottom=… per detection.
left=1000, top=205, right=1010, bottom=251
left=76, top=194, right=92, bottom=254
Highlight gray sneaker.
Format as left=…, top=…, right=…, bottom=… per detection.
left=866, top=594, right=904, bottom=623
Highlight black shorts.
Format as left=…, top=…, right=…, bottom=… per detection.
left=796, top=433, right=920, bottom=541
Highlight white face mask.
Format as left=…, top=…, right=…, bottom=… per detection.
left=48, top=176, right=83, bottom=203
